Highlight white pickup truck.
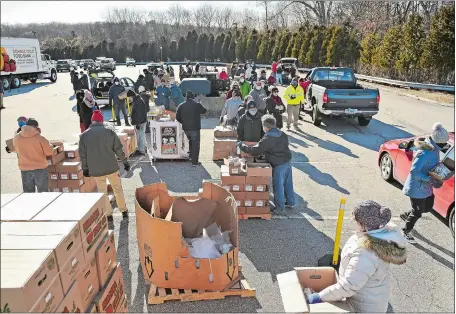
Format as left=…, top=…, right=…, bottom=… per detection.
left=1, top=37, right=58, bottom=89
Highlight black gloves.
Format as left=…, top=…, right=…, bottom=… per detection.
left=136, top=125, right=140, bottom=130
left=290, top=95, right=296, bottom=100
left=123, top=161, right=131, bottom=172
left=83, top=170, right=90, bottom=177
left=5, top=146, right=10, bottom=153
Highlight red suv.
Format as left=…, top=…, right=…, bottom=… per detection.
left=378, top=133, right=455, bottom=236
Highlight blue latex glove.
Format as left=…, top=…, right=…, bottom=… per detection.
left=308, top=293, right=322, bottom=304
left=236, top=141, right=243, bottom=148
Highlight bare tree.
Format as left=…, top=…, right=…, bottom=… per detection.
left=215, top=7, right=237, bottom=30
left=256, top=1, right=271, bottom=30
left=167, top=3, right=189, bottom=30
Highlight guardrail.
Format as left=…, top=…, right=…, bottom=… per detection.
left=113, top=62, right=454, bottom=92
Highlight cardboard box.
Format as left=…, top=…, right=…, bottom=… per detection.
left=255, top=185, right=267, bottom=192
left=119, top=294, right=128, bottom=313
left=277, top=267, right=352, bottom=313
left=55, top=161, right=83, bottom=179
left=213, top=137, right=237, bottom=152
left=245, top=192, right=269, bottom=201
left=55, top=281, right=84, bottom=313
left=238, top=207, right=247, bottom=215
left=231, top=184, right=245, bottom=192
left=135, top=182, right=239, bottom=291
left=0, top=192, right=62, bottom=221
left=65, top=145, right=80, bottom=159
left=5, top=138, right=15, bottom=152
left=49, top=171, right=59, bottom=180
left=1, top=250, right=64, bottom=312
left=245, top=176, right=271, bottom=184
left=95, top=230, right=117, bottom=289
left=213, top=151, right=232, bottom=160
left=32, top=193, right=107, bottom=262
left=59, top=178, right=85, bottom=192
left=222, top=185, right=231, bottom=191
left=92, top=264, right=125, bottom=313
left=231, top=191, right=246, bottom=201
left=245, top=162, right=272, bottom=177
left=77, top=255, right=100, bottom=311
left=244, top=184, right=254, bottom=192
left=246, top=207, right=270, bottom=215
left=239, top=141, right=258, bottom=158
left=52, top=146, right=60, bottom=156
left=50, top=140, right=64, bottom=153
left=1, top=193, right=21, bottom=207
left=221, top=170, right=246, bottom=186
left=122, top=126, right=136, bottom=135
left=214, top=126, right=237, bottom=138
left=48, top=151, right=66, bottom=166
left=1, top=221, right=85, bottom=294
left=49, top=180, right=61, bottom=192
left=117, top=132, right=128, bottom=142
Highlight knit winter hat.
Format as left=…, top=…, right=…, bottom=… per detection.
left=431, top=122, right=449, bottom=144
left=353, top=200, right=391, bottom=231
left=247, top=100, right=257, bottom=109
left=91, top=110, right=104, bottom=123
left=138, top=86, right=146, bottom=93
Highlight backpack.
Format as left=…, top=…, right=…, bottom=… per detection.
left=83, top=90, right=96, bottom=108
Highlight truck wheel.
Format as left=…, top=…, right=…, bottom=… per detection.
left=449, top=207, right=455, bottom=238
left=2, top=78, right=10, bottom=90
left=312, top=103, right=322, bottom=126
left=49, top=70, right=57, bottom=83
left=358, top=116, right=371, bottom=126
left=11, top=76, right=21, bottom=89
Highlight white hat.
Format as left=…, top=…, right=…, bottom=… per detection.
left=431, top=122, right=449, bottom=144
left=138, top=86, right=146, bottom=93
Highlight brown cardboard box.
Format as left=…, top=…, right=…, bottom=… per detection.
left=245, top=192, right=269, bottom=201
left=65, top=145, right=80, bottom=160
left=1, top=193, right=21, bottom=207
left=77, top=255, right=100, bottom=311
left=49, top=180, right=60, bottom=192
left=222, top=185, right=231, bottom=191
left=92, top=263, right=125, bottom=313
left=48, top=151, right=66, bottom=166
left=0, top=192, right=62, bottom=221
left=246, top=207, right=270, bottom=215
left=119, top=294, right=128, bottom=313
left=55, top=281, right=84, bottom=313
left=95, top=230, right=117, bottom=289
left=213, top=151, right=233, bottom=160
left=55, top=161, right=83, bottom=180
left=245, top=176, right=271, bottom=185
left=50, top=140, right=64, bottom=153
left=59, top=178, right=85, bottom=192
left=277, top=267, right=352, bottom=313
left=122, top=126, right=136, bottom=135
left=49, top=171, right=59, bottom=180
left=214, top=126, right=237, bottom=138
left=1, top=250, right=64, bottom=312
left=255, top=185, right=268, bottom=192
left=1, top=221, right=84, bottom=294
left=231, top=191, right=246, bottom=201
left=231, top=184, right=245, bottom=192
left=80, top=179, right=97, bottom=193
left=238, top=207, right=247, bottom=215
left=213, top=137, right=237, bottom=152
left=239, top=141, right=257, bottom=158
left=117, top=132, right=128, bottom=142
left=135, top=182, right=239, bottom=291
left=246, top=162, right=273, bottom=177
left=32, top=193, right=107, bottom=262
left=244, top=184, right=254, bottom=192
left=5, top=138, right=15, bottom=152
left=221, top=170, right=246, bottom=186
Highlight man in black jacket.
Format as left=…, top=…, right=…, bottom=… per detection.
left=176, top=91, right=207, bottom=166
left=237, top=100, right=264, bottom=142
left=130, top=86, right=150, bottom=156
left=238, top=114, right=296, bottom=213
left=143, top=69, right=154, bottom=92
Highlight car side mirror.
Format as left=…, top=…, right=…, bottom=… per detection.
left=398, top=142, right=408, bottom=149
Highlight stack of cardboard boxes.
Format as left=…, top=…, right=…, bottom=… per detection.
left=0, top=192, right=128, bottom=313
left=213, top=126, right=237, bottom=161
left=221, top=160, right=273, bottom=219
left=112, top=125, right=138, bottom=157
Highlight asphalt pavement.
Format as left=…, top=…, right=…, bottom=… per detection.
left=1, top=65, right=454, bottom=313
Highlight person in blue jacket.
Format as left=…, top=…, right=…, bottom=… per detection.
left=401, top=122, right=449, bottom=242
left=169, top=79, right=185, bottom=112
left=155, top=79, right=170, bottom=109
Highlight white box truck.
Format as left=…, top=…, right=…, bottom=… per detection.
left=1, top=37, right=58, bottom=89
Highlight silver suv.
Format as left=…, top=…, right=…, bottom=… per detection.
left=100, top=58, right=116, bottom=71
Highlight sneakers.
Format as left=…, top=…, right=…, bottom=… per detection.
left=400, top=212, right=409, bottom=222
left=107, top=215, right=114, bottom=222
left=191, top=162, right=202, bottom=167
left=402, top=230, right=415, bottom=243
left=285, top=204, right=297, bottom=209
left=122, top=211, right=129, bottom=219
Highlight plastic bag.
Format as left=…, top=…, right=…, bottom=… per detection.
left=203, top=223, right=233, bottom=254
left=190, top=235, right=221, bottom=259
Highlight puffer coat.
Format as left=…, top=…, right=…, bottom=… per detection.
left=319, top=226, right=407, bottom=313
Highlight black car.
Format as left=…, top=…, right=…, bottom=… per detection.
left=81, top=59, right=95, bottom=70
left=56, top=60, right=72, bottom=72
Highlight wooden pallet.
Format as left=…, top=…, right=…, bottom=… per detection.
left=148, top=278, right=255, bottom=305
left=238, top=213, right=272, bottom=220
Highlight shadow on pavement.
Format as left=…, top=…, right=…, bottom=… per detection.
left=4, top=82, right=52, bottom=97
left=412, top=230, right=454, bottom=258
left=410, top=242, right=454, bottom=270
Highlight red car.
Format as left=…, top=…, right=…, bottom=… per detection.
left=378, top=132, right=455, bottom=236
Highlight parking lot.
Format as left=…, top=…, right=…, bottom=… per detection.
left=1, top=65, right=454, bottom=312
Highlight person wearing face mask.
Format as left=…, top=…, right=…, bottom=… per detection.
left=13, top=118, right=54, bottom=193
left=109, top=77, right=131, bottom=126
left=76, top=90, right=95, bottom=131
left=130, top=86, right=150, bottom=156
left=283, top=78, right=304, bottom=129
left=235, top=64, right=245, bottom=77
left=237, top=100, right=264, bottom=143
left=238, top=114, right=294, bottom=213
left=265, top=87, right=286, bottom=129
left=237, top=95, right=253, bottom=120
left=135, top=74, right=146, bottom=93
left=307, top=201, right=406, bottom=313
left=169, top=79, right=185, bottom=112
left=239, top=74, right=251, bottom=100
left=249, top=70, right=258, bottom=88
left=155, top=80, right=171, bottom=110
left=220, top=89, right=243, bottom=126
left=226, top=81, right=240, bottom=100
left=249, top=81, right=267, bottom=114
left=79, top=72, right=89, bottom=90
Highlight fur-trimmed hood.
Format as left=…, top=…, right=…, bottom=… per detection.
left=358, top=226, right=407, bottom=265
left=414, top=137, right=436, bottom=151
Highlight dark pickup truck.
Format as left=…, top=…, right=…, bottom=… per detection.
left=301, top=67, right=380, bottom=126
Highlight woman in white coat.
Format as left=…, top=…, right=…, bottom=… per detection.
left=308, top=200, right=407, bottom=313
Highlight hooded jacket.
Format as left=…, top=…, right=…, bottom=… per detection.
left=13, top=126, right=54, bottom=171
left=249, top=88, right=267, bottom=111
left=131, top=94, right=150, bottom=125
left=237, top=111, right=264, bottom=142
left=145, top=72, right=154, bottom=90
left=169, top=84, right=185, bottom=107
left=155, top=85, right=170, bottom=107
left=108, top=83, right=126, bottom=107
left=176, top=98, right=207, bottom=131
left=265, top=96, right=286, bottom=129
left=240, top=128, right=291, bottom=167
left=319, top=226, right=406, bottom=313
left=403, top=137, right=440, bottom=199
left=239, top=81, right=251, bottom=100
left=134, top=77, right=146, bottom=93
left=79, top=123, right=126, bottom=177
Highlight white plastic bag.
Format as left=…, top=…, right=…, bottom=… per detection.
left=191, top=236, right=221, bottom=259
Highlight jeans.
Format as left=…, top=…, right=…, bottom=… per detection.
left=273, top=162, right=296, bottom=210
left=287, top=105, right=300, bottom=127
left=403, top=194, right=435, bottom=232
left=136, top=122, right=147, bottom=153
left=114, top=103, right=130, bottom=126
left=276, top=73, right=283, bottom=85
left=21, top=169, right=49, bottom=193
left=93, top=171, right=127, bottom=216
left=184, top=130, right=201, bottom=165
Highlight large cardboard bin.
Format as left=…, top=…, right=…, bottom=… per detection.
left=277, top=267, right=352, bottom=313
left=135, top=182, right=239, bottom=291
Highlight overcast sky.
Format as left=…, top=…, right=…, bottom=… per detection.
left=2, top=1, right=255, bottom=24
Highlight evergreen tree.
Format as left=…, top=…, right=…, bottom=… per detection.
left=177, top=36, right=186, bottom=61
left=344, top=30, right=360, bottom=68
left=396, top=14, right=425, bottom=76
left=244, top=29, right=259, bottom=62
left=360, top=33, right=381, bottom=66
left=196, top=33, right=208, bottom=60
left=169, top=41, right=178, bottom=61
left=213, top=33, right=225, bottom=60
left=372, top=25, right=403, bottom=75
left=278, top=30, right=291, bottom=59
left=206, top=34, right=215, bottom=61
left=159, top=36, right=169, bottom=61
left=191, top=30, right=199, bottom=60
left=221, top=34, right=231, bottom=61
left=235, top=33, right=247, bottom=62
left=286, top=33, right=298, bottom=57
left=148, top=42, right=158, bottom=61
left=305, top=27, right=325, bottom=67
left=228, top=37, right=236, bottom=61
left=257, top=31, right=270, bottom=63
left=291, top=29, right=304, bottom=59
left=272, top=30, right=285, bottom=61
left=298, top=31, right=311, bottom=66
left=325, top=26, right=344, bottom=66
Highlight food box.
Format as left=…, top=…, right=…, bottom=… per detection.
left=49, top=180, right=60, bottom=192
left=91, top=263, right=125, bottom=313
left=48, top=151, right=66, bottom=166
left=32, top=193, right=107, bottom=262
left=0, top=193, right=21, bottom=208
left=117, top=132, right=128, bottom=143
left=213, top=137, right=237, bottom=152
left=231, top=184, right=245, bottom=192
left=0, top=192, right=62, bottom=221
left=121, top=126, right=136, bottom=135
left=65, top=145, right=80, bottom=160
left=430, top=162, right=454, bottom=181
left=95, top=230, right=117, bottom=289
left=277, top=267, right=352, bottom=313
left=77, top=255, right=100, bottom=311
left=59, top=178, right=85, bottom=192
left=135, top=182, right=239, bottom=291
left=214, top=126, right=237, bottom=138
left=221, top=167, right=246, bottom=186
left=246, top=176, right=270, bottom=184
left=1, top=221, right=84, bottom=294
left=50, top=140, right=64, bottom=153
left=245, top=162, right=273, bottom=177
left=55, top=161, right=83, bottom=180
left=1, top=250, right=64, bottom=312
left=5, top=138, right=15, bottom=152
left=246, top=207, right=270, bottom=215
left=80, top=178, right=97, bottom=193
left=238, top=207, right=247, bottom=215
left=55, top=281, right=84, bottom=313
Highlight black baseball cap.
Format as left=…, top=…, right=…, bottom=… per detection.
left=25, top=118, right=39, bottom=127
left=247, top=100, right=257, bottom=109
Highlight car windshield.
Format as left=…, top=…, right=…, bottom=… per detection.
left=313, top=69, right=354, bottom=82
left=101, top=60, right=111, bottom=63
left=57, top=60, right=67, bottom=64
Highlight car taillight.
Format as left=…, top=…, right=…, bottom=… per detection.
left=323, top=93, right=328, bottom=103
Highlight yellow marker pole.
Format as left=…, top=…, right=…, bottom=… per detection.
left=332, top=197, right=346, bottom=266
left=111, top=100, right=115, bottom=124
left=127, top=97, right=131, bottom=116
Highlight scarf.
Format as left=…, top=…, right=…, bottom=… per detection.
left=271, top=95, right=282, bottom=105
